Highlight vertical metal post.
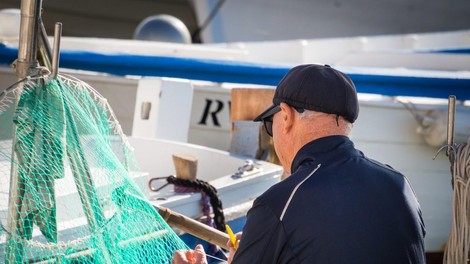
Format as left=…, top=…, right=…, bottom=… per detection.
left=51, top=22, right=62, bottom=78
left=446, top=95, right=456, bottom=189
left=15, top=0, right=41, bottom=79
left=446, top=95, right=456, bottom=158
left=7, top=0, right=42, bottom=262
left=38, top=19, right=52, bottom=71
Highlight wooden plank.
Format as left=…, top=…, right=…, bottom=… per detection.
left=230, top=88, right=281, bottom=167
left=230, top=88, right=274, bottom=123
left=172, top=153, right=198, bottom=180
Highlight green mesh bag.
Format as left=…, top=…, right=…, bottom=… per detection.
left=0, top=74, right=189, bottom=263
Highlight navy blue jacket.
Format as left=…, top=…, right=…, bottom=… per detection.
left=232, top=136, right=426, bottom=263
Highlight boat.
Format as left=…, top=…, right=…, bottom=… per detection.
left=1, top=4, right=470, bottom=263
left=2, top=0, right=470, bottom=42
left=0, top=3, right=282, bottom=263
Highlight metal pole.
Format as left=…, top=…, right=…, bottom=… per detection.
left=7, top=0, right=42, bottom=262
left=38, top=19, right=52, bottom=71
left=446, top=95, right=456, bottom=189
left=446, top=95, right=456, bottom=158
left=15, top=0, right=41, bottom=79
left=51, top=22, right=62, bottom=78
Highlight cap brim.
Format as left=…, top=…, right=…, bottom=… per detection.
left=253, top=104, right=280, bottom=121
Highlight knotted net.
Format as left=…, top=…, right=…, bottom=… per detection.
left=0, top=73, right=188, bottom=263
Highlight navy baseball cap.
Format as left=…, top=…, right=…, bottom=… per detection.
left=254, top=64, right=359, bottom=123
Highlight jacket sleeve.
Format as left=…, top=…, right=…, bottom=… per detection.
left=232, top=197, right=292, bottom=264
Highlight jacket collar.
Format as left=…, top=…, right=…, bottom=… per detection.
left=291, top=135, right=357, bottom=173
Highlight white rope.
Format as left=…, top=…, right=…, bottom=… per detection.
left=444, top=138, right=470, bottom=264
left=0, top=72, right=48, bottom=114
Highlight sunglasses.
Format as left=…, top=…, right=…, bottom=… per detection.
left=262, top=105, right=304, bottom=137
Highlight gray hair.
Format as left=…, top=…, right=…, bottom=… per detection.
left=299, top=109, right=353, bottom=135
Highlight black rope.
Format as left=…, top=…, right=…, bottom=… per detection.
left=166, top=176, right=226, bottom=232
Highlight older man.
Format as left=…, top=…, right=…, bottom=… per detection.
left=173, top=64, right=426, bottom=264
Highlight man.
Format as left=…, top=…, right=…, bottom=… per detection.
left=173, top=64, right=426, bottom=263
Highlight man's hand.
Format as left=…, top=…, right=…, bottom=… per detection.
left=172, top=244, right=208, bottom=264
left=227, top=232, right=242, bottom=264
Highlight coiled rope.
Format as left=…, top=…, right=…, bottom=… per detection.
left=444, top=138, right=470, bottom=264
left=166, top=176, right=226, bottom=233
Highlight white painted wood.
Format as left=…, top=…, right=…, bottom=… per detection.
left=128, top=137, right=282, bottom=219
left=131, top=77, right=194, bottom=143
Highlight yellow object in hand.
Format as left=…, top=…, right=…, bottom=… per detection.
left=225, top=224, right=238, bottom=250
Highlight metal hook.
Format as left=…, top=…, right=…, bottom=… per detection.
left=148, top=176, right=172, bottom=192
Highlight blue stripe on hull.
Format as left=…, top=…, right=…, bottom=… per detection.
left=2, top=44, right=469, bottom=100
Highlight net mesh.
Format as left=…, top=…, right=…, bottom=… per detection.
left=0, top=74, right=188, bottom=263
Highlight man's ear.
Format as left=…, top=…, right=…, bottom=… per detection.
left=280, top=102, right=295, bottom=134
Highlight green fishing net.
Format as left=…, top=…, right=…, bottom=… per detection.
left=0, top=73, right=189, bottom=263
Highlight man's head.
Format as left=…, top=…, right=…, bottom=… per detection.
left=255, top=64, right=358, bottom=125
left=254, top=64, right=359, bottom=172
